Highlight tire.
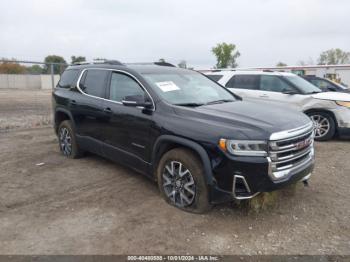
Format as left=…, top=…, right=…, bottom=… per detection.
left=156, top=148, right=212, bottom=213
left=57, top=120, right=84, bottom=159
left=307, top=111, right=336, bottom=141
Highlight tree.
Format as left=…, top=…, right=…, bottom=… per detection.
left=43, top=55, right=67, bottom=74
left=276, top=62, right=287, bottom=67
left=211, top=42, right=240, bottom=68
left=71, top=56, right=86, bottom=64
left=318, top=48, right=350, bottom=65
left=158, top=58, right=166, bottom=63
left=178, top=60, right=187, bottom=69
left=0, top=59, right=26, bottom=74
left=26, top=65, right=43, bottom=74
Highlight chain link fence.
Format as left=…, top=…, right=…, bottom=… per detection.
left=0, top=59, right=68, bottom=132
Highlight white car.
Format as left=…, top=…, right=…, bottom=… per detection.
left=203, top=70, right=350, bottom=141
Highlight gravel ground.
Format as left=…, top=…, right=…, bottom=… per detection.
left=0, top=90, right=349, bottom=255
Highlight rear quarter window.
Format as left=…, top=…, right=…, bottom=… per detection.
left=57, top=69, right=79, bottom=88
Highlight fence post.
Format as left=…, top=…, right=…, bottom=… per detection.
left=50, top=63, right=54, bottom=89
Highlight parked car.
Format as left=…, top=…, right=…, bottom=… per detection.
left=53, top=61, right=315, bottom=213
left=301, top=75, right=350, bottom=93
left=204, top=70, right=350, bottom=141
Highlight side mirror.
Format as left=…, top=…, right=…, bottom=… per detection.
left=122, top=95, right=153, bottom=109
left=328, top=87, right=337, bottom=92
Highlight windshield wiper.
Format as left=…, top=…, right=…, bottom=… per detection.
left=174, top=102, right=204, bottom=107
left=306, top=91, right=321, bottom=94
left=205, top=99, right=234, bottom=105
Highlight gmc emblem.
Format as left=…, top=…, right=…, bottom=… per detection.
left=295, top=139, right=312, bottom=150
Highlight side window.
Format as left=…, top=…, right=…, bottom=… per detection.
left=109, top=72, right=145, bottom=102
left=260, top=75, right=294, bottom=92
left=226, top=75, right=259, bottom=90
left=310, top=79, right=329, bottom=91
left=79, top=69, right=108, bottom=98
left=57, top=69, right=79, bottom=88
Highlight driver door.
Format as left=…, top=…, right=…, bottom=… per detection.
left=100, top=71, right=154, bottom=173
left=255, top=75, right=305, bottom=109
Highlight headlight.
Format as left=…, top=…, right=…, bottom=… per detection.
left=336, top=101, right=350, bottom=108
left=219, top=139, right=268, bottom=156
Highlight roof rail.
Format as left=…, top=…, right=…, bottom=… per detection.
left=72, top=61, right=90, bottom=65
left=102, top=60, right=124, bottom=66
left=153, top=62, right=176, bottom=67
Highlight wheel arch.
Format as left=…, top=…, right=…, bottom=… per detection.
left=54, top=109, right=75, bottom=134
left=303, top=108, right=338, bottom=128
left=151, top=135, right=214, bottom=185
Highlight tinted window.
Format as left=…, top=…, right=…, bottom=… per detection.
left=80, top=69, right=108, bottom=98
left=226, top=75, right=259, bottom=90
left=260, top=75, right=295, bottom=92
left=310, top=79, right=335, bottom=91
left=109, top=72, right=145, bottom=102
left=57, top=69, right=79, bottom=88
left=206, top=74, right=223, bottom=82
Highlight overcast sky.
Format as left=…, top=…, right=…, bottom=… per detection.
left=1, top=0, right=349, bottom=68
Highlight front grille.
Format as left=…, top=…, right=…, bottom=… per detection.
left=268, top=123, right=315, bottom=181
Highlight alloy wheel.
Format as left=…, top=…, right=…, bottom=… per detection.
left=59, top=127, right=72, bottom=156
left=310, top=114, right=330, bottom=139
left=162, top=161, right=196, bottom=207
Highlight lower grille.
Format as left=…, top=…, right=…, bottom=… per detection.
left=268, top=123, right=315, bottom=181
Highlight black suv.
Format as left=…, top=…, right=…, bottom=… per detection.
left=53, top=61, right=315, bottom=213
left=302, top=75, right=350, bottom=93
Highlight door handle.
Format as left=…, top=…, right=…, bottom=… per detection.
left=103, top=107, right=112, bottom=114
left=71, top=100, right=77, bottom=106
left=259, top=94, right=269, bottom=98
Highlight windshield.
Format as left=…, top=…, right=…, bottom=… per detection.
left=284, top=75, right=322, bottom=94
left=142, top=71, right=235, bottom=105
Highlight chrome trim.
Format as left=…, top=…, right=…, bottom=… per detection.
left=75, top=68, right=156, bottom=111
left=269, top=122, right=314, bottom=141
left=268, top=124, right=315, bottom=181
left=301, top=173, right=311, bottom=181
left=232, top=175, right=260, bottom=200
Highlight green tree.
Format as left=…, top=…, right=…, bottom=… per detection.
left=26, top=65, right=43, bottom=74
left=212, top=42, right=240, bottom=68
left=178, top=60, right=187, bottom=69
left=43, top=55, right=67, bottom=74
left=71, top=56, right=86, bottom=64
left=276, top=62, right=287, bottom=67
left=318, top=48, right=350, bottom=65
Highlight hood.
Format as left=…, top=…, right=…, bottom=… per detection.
left=312, top=92, right=350, bottom=102
left=173, top=100, right=311, bottom=140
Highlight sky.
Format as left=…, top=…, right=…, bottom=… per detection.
left=1, top=0, right=350, bottom=68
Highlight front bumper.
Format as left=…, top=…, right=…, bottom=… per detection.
left=209, top=155, right=314, bottom=204
left=209, top=123, right=315, bottom=204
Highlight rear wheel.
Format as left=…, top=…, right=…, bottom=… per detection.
left=157, top=148, right=212, bottom=213
left=58, top=120, right=83, bottom=158
left=307, top=112, right=336, bottom=141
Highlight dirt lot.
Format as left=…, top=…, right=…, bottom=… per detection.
left=0, top=90, right=349, bottom=255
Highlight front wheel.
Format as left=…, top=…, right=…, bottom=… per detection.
left=307, top=112, right=336, bottom=141
left=156, top=148, right=212, bottom=213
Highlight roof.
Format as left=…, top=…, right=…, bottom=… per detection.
left=203, top=70, right=296, bottom=77
left=66, top=61, right=188, bottom=74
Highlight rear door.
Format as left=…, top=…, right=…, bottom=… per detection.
left=70, top=69, right=109, bottom=154
left=225, top=74, right=260, bottom=99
